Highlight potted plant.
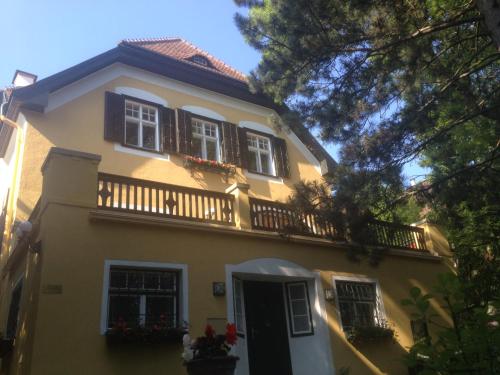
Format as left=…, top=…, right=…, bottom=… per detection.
left=346, top=322, right=395, bottom=345
left=105, top=315, right=187, bottom=345
left=184, top=156, right=236, bottom=179
left=182, top=324, right=239, bottom=375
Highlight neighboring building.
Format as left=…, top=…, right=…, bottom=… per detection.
left=0, top=38, right=451, bottom=375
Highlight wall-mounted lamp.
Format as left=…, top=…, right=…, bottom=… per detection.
left=324, top=288, right=336, bottom=303
left=212, top=282, right=226, bottom=296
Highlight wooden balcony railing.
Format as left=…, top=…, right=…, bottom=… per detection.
left=249, top=197, right=343, bottom=240
left=249, top=198, right=428, bottom=251
left=96, top=174, right=427, bottom=251
left=365, top=220, right=427, bottom=251
left=97, top=173, right=235, bottom=226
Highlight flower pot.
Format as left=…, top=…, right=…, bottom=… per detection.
left=184, top=356, right=239, bottom=375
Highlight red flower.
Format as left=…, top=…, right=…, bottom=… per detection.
left=204, top=324, right=216, bottom=338
left=114, top=316, right=128, bottom=331
left=225, top=323, right=237, bottom=345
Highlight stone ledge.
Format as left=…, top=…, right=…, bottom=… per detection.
left=41, top=147, right=102, bottom=172
left=88, top=209, right=442, bottom=262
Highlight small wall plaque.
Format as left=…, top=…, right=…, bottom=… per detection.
left=212, top=282, right=226, bottom=296
left=42, top=284, right=63, bottom=294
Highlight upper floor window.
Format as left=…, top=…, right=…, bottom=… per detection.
left=335, top=280, right=384, bottom=331
left=124, top=100, right=159, bottom=151
left=107, top=267, right=179, bottom=330
left=247, top=133, right=274, bottom=175
left=191, top=118, right=220, bottom=161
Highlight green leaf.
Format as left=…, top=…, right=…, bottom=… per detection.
left=410, top=287, right=422, bottom=299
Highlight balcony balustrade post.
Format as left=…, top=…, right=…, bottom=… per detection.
left=41, top=147, right=101, bottom=210
left=225, top=183, right=251, bottom=230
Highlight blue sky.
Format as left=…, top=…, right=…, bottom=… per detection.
left=0, top=0, right=426, bottom=181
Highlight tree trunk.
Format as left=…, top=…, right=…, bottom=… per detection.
left=476, top=0, right=500, bottom=51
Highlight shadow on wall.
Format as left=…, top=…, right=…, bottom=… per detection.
left=101, top=342, right=185, bottom=374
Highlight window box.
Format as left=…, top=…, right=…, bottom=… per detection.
left=105, top=325, right=187, bottom=345
left=184, top=156, right=236, bottom=177
left=346, top=323, right=394, bottom=345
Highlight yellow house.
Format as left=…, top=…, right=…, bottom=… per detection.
left=0, top=38, right=452, bottom=375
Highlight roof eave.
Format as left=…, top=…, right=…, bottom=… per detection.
left=5, top=44, right=336, bottom=169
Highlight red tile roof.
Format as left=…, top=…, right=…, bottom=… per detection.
left=120, top=38, right=247, bottom=82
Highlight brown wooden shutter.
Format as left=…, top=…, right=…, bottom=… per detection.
left=176, top=109, right=193, bottom=155
left=220, top=121, right=240, bottom=165
left=104, top=91, right=125, bottom=143
left=273, top=137, right=290, bottom=178
left=237, top=127, right=249, bottom=168
left=160, top=107, right=176, bottom=153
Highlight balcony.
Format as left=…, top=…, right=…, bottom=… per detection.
left=97, top=173, right=235, bottom=226
left=96, top=173, right=427, bottom=252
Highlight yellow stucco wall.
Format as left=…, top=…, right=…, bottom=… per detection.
left=16, top=73, right=323, bottom=221
left=23, top=203, right=448, bottom=375
left=0, top=69, right=452, bottom=375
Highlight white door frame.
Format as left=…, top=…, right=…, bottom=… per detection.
left=225, top=258, right=335, bottom=375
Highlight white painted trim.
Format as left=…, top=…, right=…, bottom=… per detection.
left=331, top=274, right=387, bottom=332
left=100, top=259, right=188, bottom=335
left=246, top=131, right=276, bottom=176
left=113, top=143, right=170, bottom=161
left=225, top=258, right=335, bottom=375
left=114, top=86, right=168, bottom=107
left=182, top=105, right=226, bottom=121
left=46, top=63, right=273, bottom=117
left=239, top=121, right=276, bottom=136
left=244, top=170, right=283, bottom=184
left=44, top=63, right=326, bottom=174
left=239, top=120, right=322, bottom=175
left=286, top=131, right=322, bottom=174
left=286, top=282, right=314, bottom=335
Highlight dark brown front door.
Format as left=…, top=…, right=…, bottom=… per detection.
left=244, top=281, right=293, bottom=375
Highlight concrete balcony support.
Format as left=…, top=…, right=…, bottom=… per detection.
left=41, top=147, right=101, bottom=211
left=225, top=182, right=251, bottom=230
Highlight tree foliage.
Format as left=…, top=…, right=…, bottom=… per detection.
left=235, top=1, right=500, bottom=371
left=403, top=274, right=500, bottom=374
left=234, top=0, right=499, bottom=276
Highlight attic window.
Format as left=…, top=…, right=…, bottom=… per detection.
left=191, top=55, right=209, bottom=67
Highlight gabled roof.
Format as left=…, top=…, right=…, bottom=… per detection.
left=120, top=38, right=247, bottom=82
left=0, top=39, right=336, bottom=173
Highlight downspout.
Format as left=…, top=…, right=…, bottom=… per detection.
left=0, top=114, right=25, bottom=259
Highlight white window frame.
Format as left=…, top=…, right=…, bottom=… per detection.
left=100, top=260, right=188, bottom=335
left=232, top=277, right=246, bottom=336
left=246, top=132, right=275, bottom=176
left=191, top=118, right=221, bottom=162
left=286, top=281, right=314, bottom=336
left=332, top=275, right=387, bottom=332
left=124, top=100, right=160, bottom=151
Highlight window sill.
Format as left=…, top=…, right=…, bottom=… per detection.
left=244, top=170, right=283, bottom=184
left=114, top=143, right=170, bottom=161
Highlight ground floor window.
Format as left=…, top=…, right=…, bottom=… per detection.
left=286, top=282, right=314, bottom=336
left=107, top=267, right=178, bottom=329
left=335, top=279, right=385, bottom=331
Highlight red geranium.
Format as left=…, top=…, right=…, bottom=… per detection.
left=204, top=324, right=216, bottom=339
left=225, top=323, right=237, bottom=345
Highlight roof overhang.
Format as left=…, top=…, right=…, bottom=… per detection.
left=2, top=45, right=336, bottom=170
